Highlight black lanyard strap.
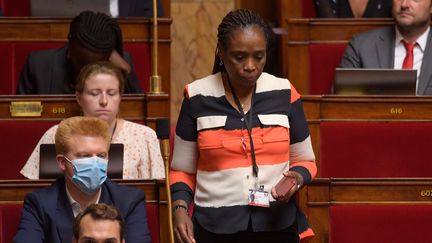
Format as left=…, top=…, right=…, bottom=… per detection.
left=225, top=74, right=259, bottom=177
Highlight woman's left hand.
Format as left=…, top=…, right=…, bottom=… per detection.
left=271, top=171, right=304, bottom=202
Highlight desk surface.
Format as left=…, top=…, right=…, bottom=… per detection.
left=303, top=95, right=432, bottom=121
left=286, top=18, right=393, bottom=43
left=0, top=179, right=165, bottom=202
left=0, top=17, right=172, bottom=41
left=0, top=94, right=169, bottom=129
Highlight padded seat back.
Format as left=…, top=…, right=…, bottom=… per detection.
left=0, top=41, right=151, bottom=94
left=0, top=121, right=57, bottom=179
left=309, top=43, right=347, bottom=94
left=13, top=42, right=65, bottom=89
left=146, top=202, right=160, bottom=243
left=0, top=42, right=14, bottom=94
left=330, top=205, right=432, bottom=243
left=1, top=0, right=30, bottom=16
left=0, top=203, right=23, bottom=243
left=123, top=43, right=151, bottom=92
left=320, top=121, right=432, bottom=178
left=302, top=0, right=316, bottom=18
left=0, top=42, right=64, bottom=94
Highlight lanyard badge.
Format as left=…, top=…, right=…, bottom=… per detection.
left=248, top=184, right=270, bottom=207
left=224, top=73, right=269, bottom=207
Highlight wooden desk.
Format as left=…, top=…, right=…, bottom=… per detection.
left=0, top=179, right=170, bottom=243
left=0, top=95, right=169, bottom=180
left=283, top=18, right=393, bottom=94
left=302, top=95, right=432, bottom=174
left=0, top=17, right=171, bottom=40
left=300, top=95, right=432, bottom=242
left=0, top=179, right=163, bottom=202
left=0, top=94, right=169, bottom=129
left=303, top=178, right=432, bottom=243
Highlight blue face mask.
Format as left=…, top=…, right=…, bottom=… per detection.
left=64, top=156, right=108, bottom=195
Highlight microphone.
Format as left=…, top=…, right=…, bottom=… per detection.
left=156, top=118, right=170, bottom=162
left=155, top=118, right=174, bottom=243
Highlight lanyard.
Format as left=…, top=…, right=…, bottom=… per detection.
left=226, top=75, right=259, bottom=178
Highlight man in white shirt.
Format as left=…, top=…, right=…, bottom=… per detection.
left=340, top=0, right=432, bottom=95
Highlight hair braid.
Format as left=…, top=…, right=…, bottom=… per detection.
left=212, top=9, right=271, bottom=74
left=68, top=11, right=124, bottom=56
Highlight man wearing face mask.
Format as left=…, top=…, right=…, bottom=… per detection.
left=14, top=116, right=151, bottom=243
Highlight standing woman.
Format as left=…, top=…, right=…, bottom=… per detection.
left=170, top=9, right=317, bottom=243
left=21, top=61, right=165, bottom=180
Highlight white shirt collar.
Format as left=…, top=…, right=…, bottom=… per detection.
left=109, top=0, right=119, bottom=18
left=395, top=26, right=430, bottom=51
left=65, top=184, right=101, bottom=218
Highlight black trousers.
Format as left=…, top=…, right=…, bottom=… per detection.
left=194, top=218, right=299, bottom=243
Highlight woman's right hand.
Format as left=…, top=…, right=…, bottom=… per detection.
left=172, top=201, right=196, bottom=243
left=109, top=49, right=131, bottom=74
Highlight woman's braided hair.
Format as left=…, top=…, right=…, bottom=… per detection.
left=212, top=9, right=271, bottom=74
left=68, top=11, right=124, bottom=56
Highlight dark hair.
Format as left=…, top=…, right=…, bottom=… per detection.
left=212, top=9, right=271, bottom=74
left=68, top=11, right=124, bottom=56
left=73, top=203, right=125, bottom=240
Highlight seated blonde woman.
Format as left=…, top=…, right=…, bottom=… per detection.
left=21, top=61, right=164, bottom=179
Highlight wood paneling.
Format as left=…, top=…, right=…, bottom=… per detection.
left=0, top=94, right=169, bottom=130
left=304, top=178, right=432, bottom=242
left=303, top=95, right=432, bottom=177
left=301, top=95, right=432, bottom=242
left=284, top=18, right=393, bottom=94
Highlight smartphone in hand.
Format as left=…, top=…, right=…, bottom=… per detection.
left=274, top=176, right=297, bottom=196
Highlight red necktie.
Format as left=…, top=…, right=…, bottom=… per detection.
left=402, top=40, right=415, bottom=69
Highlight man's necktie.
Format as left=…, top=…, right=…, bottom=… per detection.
left=402, top=40, right=415, bottom=69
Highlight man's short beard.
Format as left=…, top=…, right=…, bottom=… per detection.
left=397, top=19, right=429, bottom=34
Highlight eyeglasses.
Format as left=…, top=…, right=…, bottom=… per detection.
left=240, top=127, right=248, bottom=159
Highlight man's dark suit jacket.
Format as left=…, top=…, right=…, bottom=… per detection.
left=16, top=46, right=142, bottom=94
left=14, top=177, right=151, bottom=243
left=119, top=0, right=164, bottom=17
left=340, top=26, right=432, bottom=95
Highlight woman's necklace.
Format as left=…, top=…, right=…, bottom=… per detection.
left=111, top=119, right=118, bottom=141
left=241, top=103, right=249, bottom=113
left=222, top=73, right=253, bottom=113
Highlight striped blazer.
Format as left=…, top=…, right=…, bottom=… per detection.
left=170, top=72, right=316, bottom=234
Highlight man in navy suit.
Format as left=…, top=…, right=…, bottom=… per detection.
left=14, top=117, right=151, bottom=243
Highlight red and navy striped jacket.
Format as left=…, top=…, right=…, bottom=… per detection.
left=170, top=72, right=316, bottom=234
